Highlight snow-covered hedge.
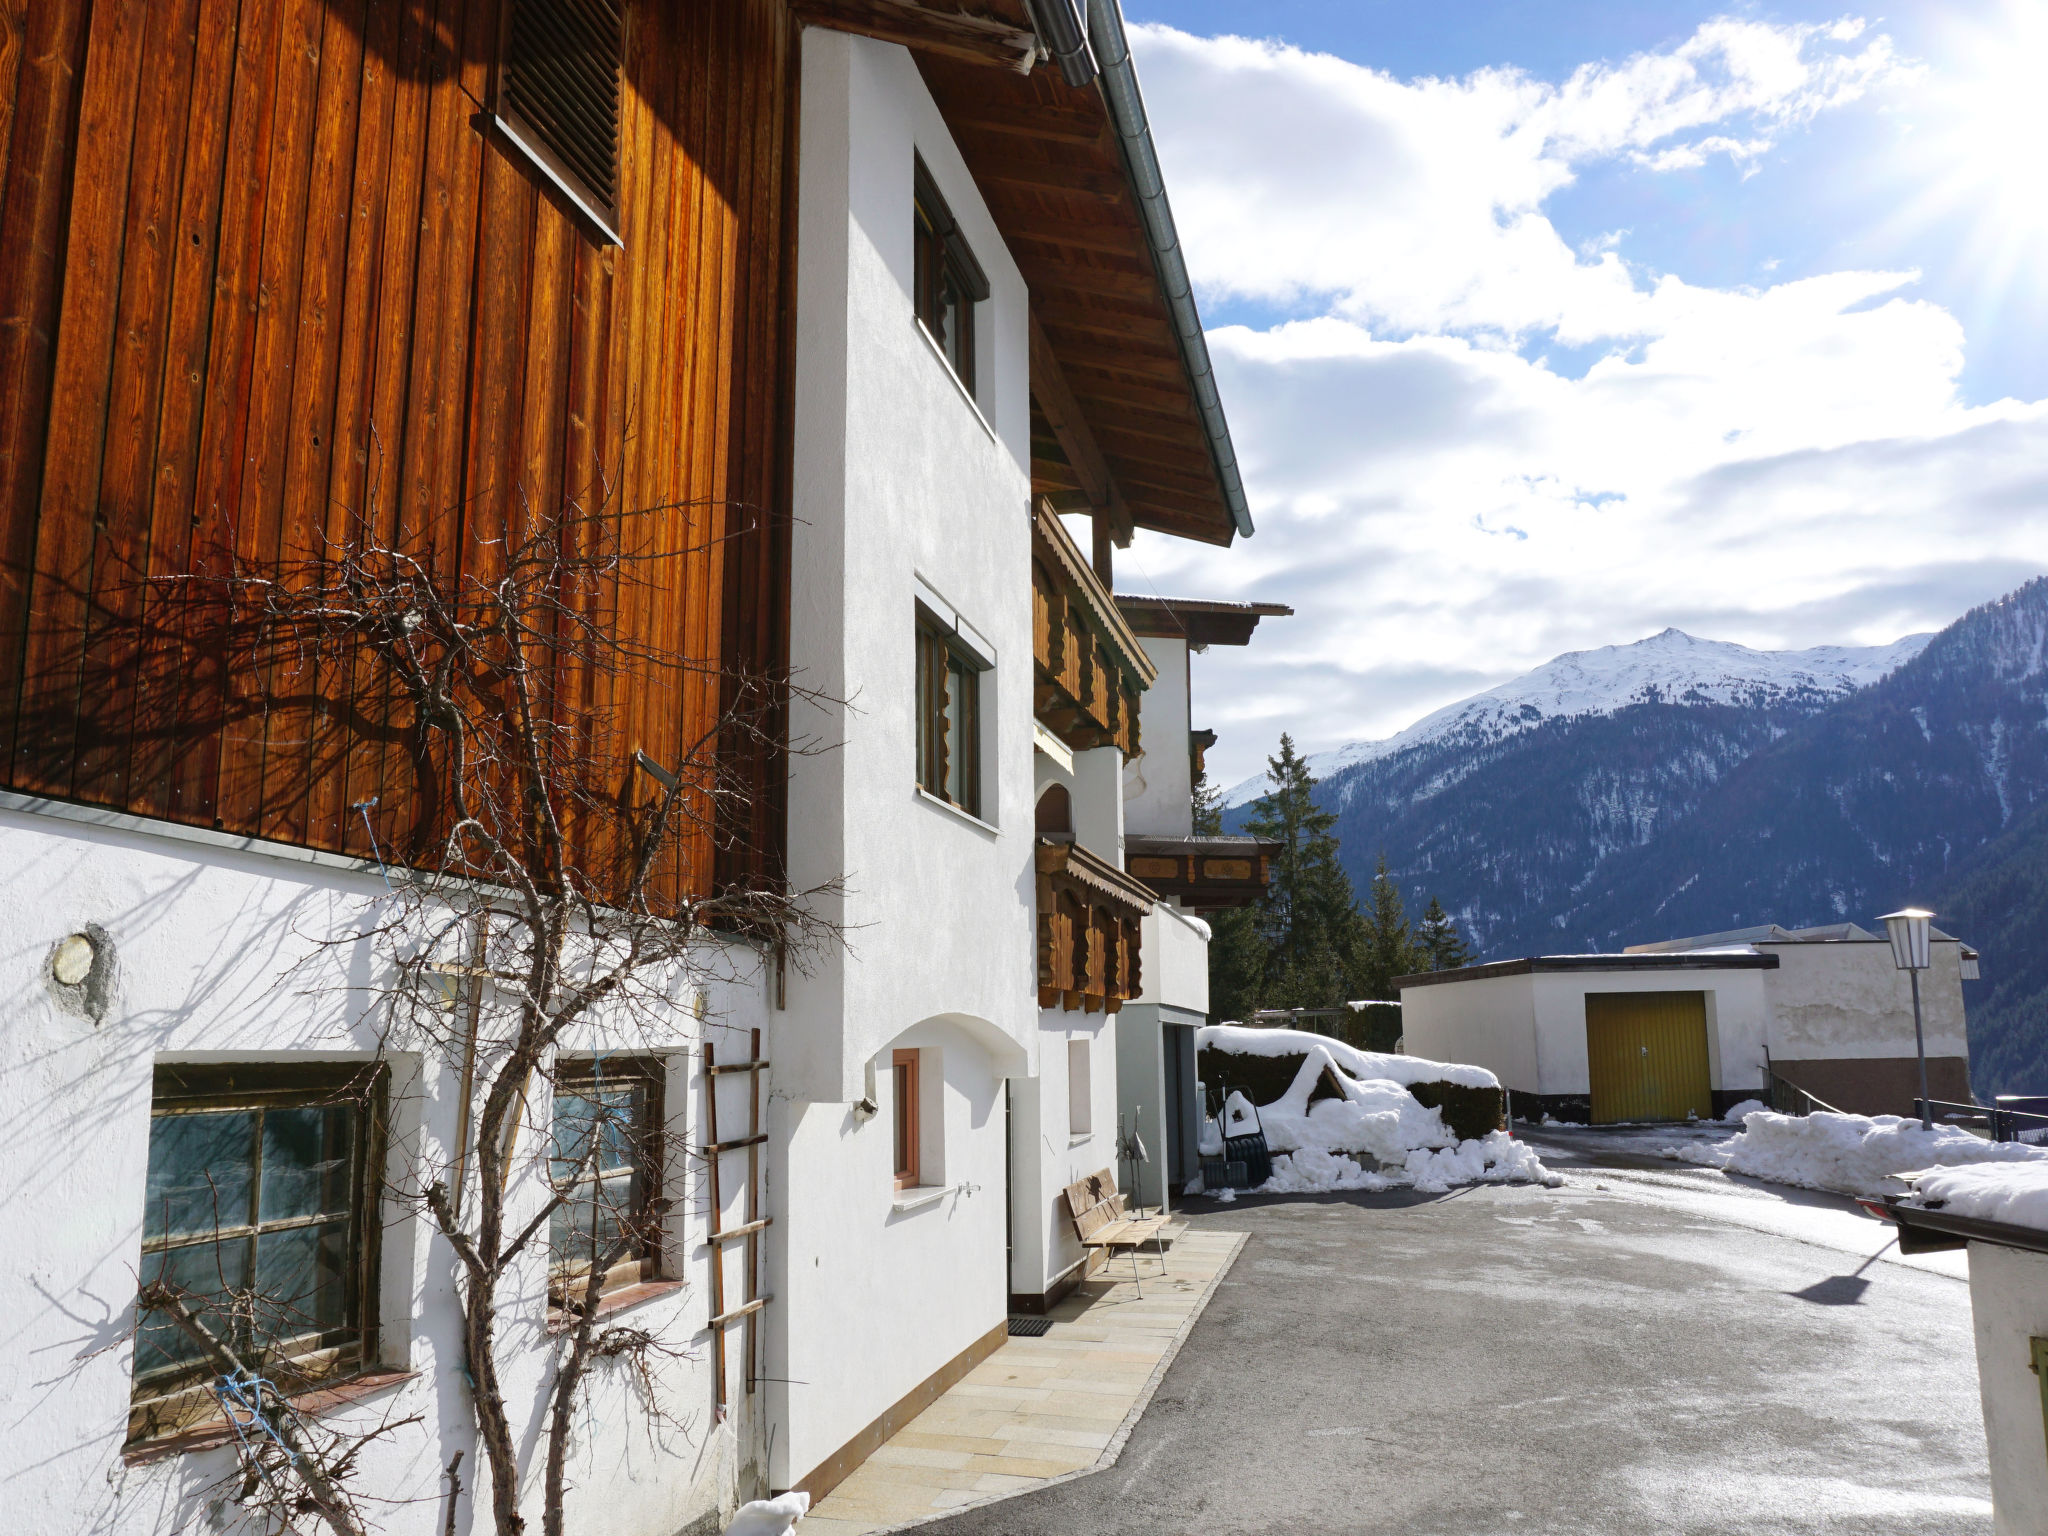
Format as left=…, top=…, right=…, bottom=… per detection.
left=1670, top=1109, right=2048, bottom=1198
left=1195, top=1025, right=1557, bottom=1193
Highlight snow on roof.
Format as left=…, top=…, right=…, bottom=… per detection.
left=1199, top=1023, right=1496, bottom=1089
left=1910, top=1162, right=2048, bottom=1233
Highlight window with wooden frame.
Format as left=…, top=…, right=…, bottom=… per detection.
left=131, top=1062, right=386, bottom=1443
left=912, top=156, right=989, bottom=396
left=892, top=1049, right=922, bottom=1190
left=548, top=1058, right=666, bottom=1313
left=495, top=0, right=625, bottom=234
left=916, top=609, right=985, bottom=818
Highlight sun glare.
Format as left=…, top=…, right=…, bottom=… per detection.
left=1898, top=2, right=2048, bottom=300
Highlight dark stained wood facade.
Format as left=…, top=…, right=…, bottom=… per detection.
left=0, top=0, right=797, bottom=893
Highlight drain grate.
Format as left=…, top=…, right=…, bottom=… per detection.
left=1006, top=1315, right=1053, bottom=1337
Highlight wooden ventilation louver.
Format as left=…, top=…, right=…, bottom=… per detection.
left=503, top=0, right=625, bottom=223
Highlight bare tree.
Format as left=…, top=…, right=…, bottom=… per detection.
left=141, top=493, right=839, bottom=1536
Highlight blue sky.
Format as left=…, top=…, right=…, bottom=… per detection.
left=1114, top=2, right=2048, bottom=787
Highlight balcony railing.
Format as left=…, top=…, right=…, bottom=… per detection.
left=1036, top=836, right=1155, bottom=1013
left=1031, top=499, right=1155, bottom=758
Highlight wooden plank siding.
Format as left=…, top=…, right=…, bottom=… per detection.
left=0, top=0, right=798, bottom=902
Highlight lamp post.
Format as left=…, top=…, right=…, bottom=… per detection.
left=1881, top=907, right=1935, bottom=1131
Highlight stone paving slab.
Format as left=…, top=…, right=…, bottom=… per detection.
left=803, top=1228, right=1245, bottom=1534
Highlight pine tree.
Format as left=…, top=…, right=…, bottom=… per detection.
left=1238, top=735, right=1361, bottom=1012
left=1416, top=895, right=1473, bottom=971
left=1192, top=761, right=1267, bottom=1023
left=1351, top=852, right=1427, bottom=999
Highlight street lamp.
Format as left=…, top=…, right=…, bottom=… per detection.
left=1881, top=907, right=1935, bottom=1131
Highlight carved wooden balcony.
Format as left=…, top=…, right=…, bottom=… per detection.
left=1031, top=500, right=1155, bottom=758
left=1123, top=835, right=1277, bottom=911
left=1036, top=836, right=1155, bottom=1013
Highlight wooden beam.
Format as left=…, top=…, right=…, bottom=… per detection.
left=1029, top=315, right=1131, bottom=545
left=946, top=101, right=1110, bottom=148
left=793, top=0, right=1038, bottom=73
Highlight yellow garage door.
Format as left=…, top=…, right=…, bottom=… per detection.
left=1585, top=991, right=1712, bottom=1124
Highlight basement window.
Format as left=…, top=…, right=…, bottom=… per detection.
left=496, top=0, right=625, bottom=237
left=131, top=1063, right=385, bottom=1443
left=912, top=156, right=989, bottom=396
left=549, top=1058, right=666, bottom=1312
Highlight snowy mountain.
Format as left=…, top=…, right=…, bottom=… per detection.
left=1224, top=628, right=1931, bottom=808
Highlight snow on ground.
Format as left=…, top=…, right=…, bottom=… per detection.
left=1200, top=1027, right=1560, bottom=1193
left=1910, top=1161, right=2048, bottom=1229
left=1666, top=1109, right=2048, bottom=1198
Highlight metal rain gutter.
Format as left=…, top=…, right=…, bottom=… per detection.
left=1085, top=0, right=1254, bottom=540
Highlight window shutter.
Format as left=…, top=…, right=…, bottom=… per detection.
left=502, top=0, right=623, bottom=220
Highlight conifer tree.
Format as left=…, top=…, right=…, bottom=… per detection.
left=1417, top=894, right=1473, bottom=971
left=1237, top=734, right=1361, bottom=1012
left=1352, top=852, right=1427, bottom=999
left=1193, top=762, right=1268, bottom=1023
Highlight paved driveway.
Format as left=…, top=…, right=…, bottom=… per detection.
left=913, top=1160, right=1991, bottom=1535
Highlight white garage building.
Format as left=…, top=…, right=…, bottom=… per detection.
left=1397, top=923, right=1977, bottom=1123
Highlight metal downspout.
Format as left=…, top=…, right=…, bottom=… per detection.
left=1085, top=0, right=1254, bottom=540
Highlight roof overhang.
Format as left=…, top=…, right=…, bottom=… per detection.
left=1395, top=953, right=1783, bottom=989
left=1116, top=594, right=1292, bottom=648
left=1864, top=1195, right=2048, bottom=1258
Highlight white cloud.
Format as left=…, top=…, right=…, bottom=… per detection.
left=1114, top=18, right=2048, bottom=787
left=1132, top=17, right=1906, bottom=341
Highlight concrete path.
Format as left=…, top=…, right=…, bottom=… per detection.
left=903, top=1169, right=1991, bottom=1535
left=803, top=1228, right=1246, bottom=1533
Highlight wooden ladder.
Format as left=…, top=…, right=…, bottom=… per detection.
left=703, top=1029, right=770, bottom=1417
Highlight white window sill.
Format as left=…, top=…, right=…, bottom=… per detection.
left=1068, top=1132, right=1093, bottom=1145
left=892, top=1185, right=948, bottom=1213
left=915, top=318, right=998, bottom=445
left=917, top=787, right=999, bottom=837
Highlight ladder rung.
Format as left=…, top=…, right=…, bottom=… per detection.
left=706, top=1060, right=770, bottom=1075
left=708, top=1217, right=772, bottom=1243
left=701, top=1133, right=767, bottom=1154
left=706, top=1296, right=771, bottom=1328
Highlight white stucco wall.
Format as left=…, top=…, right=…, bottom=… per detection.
left=1401, top=967, right=1773, bottom=1097
left=0, top=805, right=754, bottom=1536
left=1967, top=1242, right=2048, bottom=1535
left=1136, top=901, right=1210, bottom=1017
left=1010, top=1007, right=1122, bottom=1300
left=1760, top=939, right=1970, bottom=1061
left=1122, top=635, right=1192, bottom=840
left=1400, top=973, right=1543, bottom=1092
left=771, top=29, right=1037, bottom=1491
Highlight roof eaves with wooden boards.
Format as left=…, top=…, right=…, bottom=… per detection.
left=794, top=0, right=1251, bottom=547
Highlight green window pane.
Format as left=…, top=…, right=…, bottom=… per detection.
left=135, top=1237, right=252, bottom=1376
left=254, top=1222, right=350, bottom=1344
left=260, top=1105, right=356, bottom=1222
left=144, top=1111, right=256, bottom=1239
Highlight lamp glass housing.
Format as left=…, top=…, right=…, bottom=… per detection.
left=1880, top=908, right=1934, bottom=971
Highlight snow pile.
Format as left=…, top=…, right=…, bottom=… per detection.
left=1719, top=1098, right=1768, bottom=1122
left=1198, top=1023, right=1496, bottom=1089
left=726, top=1492, right=808, bottom=1535
left=1910, top=1162, right=2048, bottom=1230
left=1260, top=1148, right=1401, bottom=1194
left=1669, top=1110, right=2048, bottom=1197
left=1404, top=1132, right=1561, bottom=1192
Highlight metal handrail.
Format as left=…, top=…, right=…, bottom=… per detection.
left=1916, top=1097, right=2048, bottom=1143
left=1767, top=1070, right=1843, bottom=1118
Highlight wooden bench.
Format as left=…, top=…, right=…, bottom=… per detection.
left=1063, top=1169, right=1172, bottom=1294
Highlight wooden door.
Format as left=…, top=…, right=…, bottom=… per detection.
left=1585, top=992, right=1712, bottom=1124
